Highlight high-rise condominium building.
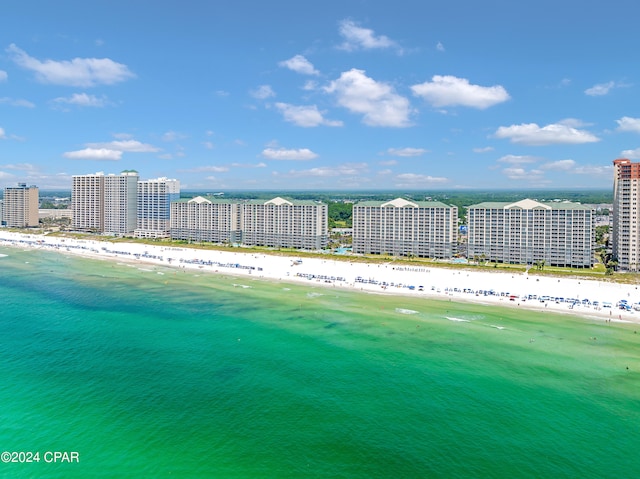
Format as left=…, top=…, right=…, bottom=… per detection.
left=612, top=158, right=640, bottom=271
left=352, top=198, right=458, bottom=258
left=241, top=197, right=328, bottom=249
left=135, top=177, right=180, bottom=238
left=170, top=196, right=242, bottom=244
left=104, top=170, right=139, bottom=235
left=72, top=173, right=105, bottom=232
left=467, top=199, right=594, bottom=268
left=2, top=183, right=39, bottom=228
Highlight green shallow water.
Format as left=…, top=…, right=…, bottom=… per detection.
left=1, top=247, right=639, bottom=478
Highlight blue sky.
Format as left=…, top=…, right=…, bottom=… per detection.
left=1, top=0, right=639, bottom=191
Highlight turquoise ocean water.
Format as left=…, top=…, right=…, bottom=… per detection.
left=1, top=246, right=639, bottom=478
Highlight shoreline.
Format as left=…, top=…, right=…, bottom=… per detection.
left=1, top=230, right=638, bottom=324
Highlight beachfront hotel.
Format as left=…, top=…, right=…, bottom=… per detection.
left=134, top=177, right=180, bottom=238
left=170, top=196, right=242, bottom=244
left=612, top=158, right=640, bottom=271
left=2, top=183, right=39, bottom=228
left=104, top=171, right=139, bottom=235
left=467, top=199, right=595, bottom=267
left=351, top=198, right=458, bottom=258
left=72, top=173, right=105, bottom=232
left=240, top=197, right=328, bottom=250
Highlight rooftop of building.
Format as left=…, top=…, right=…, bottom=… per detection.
left=468, top=198, right=593, bottom=210
left=174, top=196, right=322, bottom=206
left=354, top=198, right=455, bottom=209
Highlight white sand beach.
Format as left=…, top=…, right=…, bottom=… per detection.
left=1, top=230, right=638, bottom=323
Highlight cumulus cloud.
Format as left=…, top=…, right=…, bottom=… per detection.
left=616, top=116, right=640, bottom=133
left=378, top=160, right=398, bottom=166
left=7, top=43, right=134, bottom=87
left=386, top=147, right=427, bottom=157
left=63, top=148, right=122, bottom=161
left=250, top=85, right=275, bottom=99
left=0, top=127, right=5, bottom=139
left=573, top=165, right=612, bottom=175
left=261, top=147, right=318, bottom=161
left=540, top=159, right=576, bottom=171
left=337, top=19, right=398, bottom=52
left=278, top=55, right=319, bottom=75
left=411, top=75, right=510, bottom=109
left=394, top=173, right=448, bottom=187
left=275, top=102, right=343, bottom=127
left=621, top=148, right=640, bottom=160
left=51, top=93, right=109, bottom=108
left=86, top=140, right=160, bottom=152
left=324, top=69, right=412, bottom=127
left=493, top=122, right=600, bottom=145
left=0, top=70, right=7, bottom=81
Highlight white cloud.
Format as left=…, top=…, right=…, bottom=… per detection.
left=621, top=148, right=640, bottom=160
left=7, top=43, right=134, bottom=87
left=494, top=122, right=600, bottom=145
left=275, top=102, right=343, bottom=127
left=283, top=163, right=368, bottom=178
left=202, top=141, right=214, bottom=150
left=52, top=93, right=108, bottom=108
left=0, top=70, right=7, bottom=81
left=0, top=162, right=36, bottom=171
left=278, top=55, right=319, bottom=75
left=502, top=167, right=544, bottom=181
left=378, top=160, right=397, bottom=166
left=261, top=147, right=318, bottom=160
left=436, top=42, right=445, bottom=52
left=473, top=146, right=494, bottom=153
left=250, top=85, right=275, bottom=99
left=584, top=81, right=616, bottom=96
left=230, top=162, right=267, bottom=168
left=86, top=140, right=160, bottom=153
left=386, top=147, right=427, bottom=157
left=324, top=69, right=412, bottom=127
left=394, top=173, right=448, bottom=187
left=302, top=80, right=318, bottom=91
left=411, top=75, right=510, bottom=109
left=497, top=154, right=539, bottom=165
left=616, top=117, right=640, bottom=133
left=0, top=127, right=5, bottom=139
left=63, top=148, right=122, bottom=161
left=0, top=97, right=35, bottom=108
left=541, top=159, right=576, bottom=171
left=337, top=19, right=398, bottom=52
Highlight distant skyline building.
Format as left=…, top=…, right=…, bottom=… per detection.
left=2, top=183, right=39, bottom=228
left=170, top=196, right=241, bottom=244
left=352, top=198, right=458, bottom=258
left=241, top=197, right=328, bottom=249
left=135, top=177, right=180, bottom=238
left=104, top=171, right=139, bottom=235
left=612, top=158, right=640, bottom=271
left=467, top=199, right=594, bottom=268
left=72, top=172, right=105, bottom=232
